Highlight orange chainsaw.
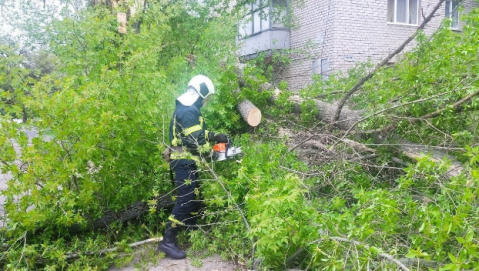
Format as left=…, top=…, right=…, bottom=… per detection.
left=212, top=140, right=242, bottom=161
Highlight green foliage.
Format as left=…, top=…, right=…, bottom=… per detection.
left=202, top=66, right=243, bottom=132
left=0, top=1, right=240, bottom=269
left=0, top=44, right=32, bottom=119
left=261, top=6, right=479, bottom=270
left=254, top=50, right=293, bottom=83
left=204, top=63, right=278, bottom=134
left=301, top=5, right=479, bottom=144
left=246, top=172, right=316, bottom=267
left=189, top=136, right=318, bottom=269
left=3, top=1, right=479, bottom=270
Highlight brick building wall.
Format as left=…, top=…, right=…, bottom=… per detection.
left=282, top=0, right=336, bottom=90
left=283, top=0, right=474, bottom=91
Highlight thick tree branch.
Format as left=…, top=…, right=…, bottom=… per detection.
left=397, top=257, right=439, bottom=268
left=328, top=236, right=411, bottom=271
left=5, top=237, right=163, bottom=263
left=287, top=236, right=412, bottom=270
left=65, top=237, right=161, bottom=260
left=316, top=90, right=345, bottom=98
left=68, top=194, right=175, bottom=233
left=418, top=89, right=479, bottom=119
left=338, top=88, right=458, bottom=140
left=332, top=0, right=447, bottom=124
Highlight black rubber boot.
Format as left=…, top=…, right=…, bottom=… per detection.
left=158, top=223, right=186, bottom=259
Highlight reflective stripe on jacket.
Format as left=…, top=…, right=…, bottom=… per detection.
left=168, top=102, right=212, bottom=163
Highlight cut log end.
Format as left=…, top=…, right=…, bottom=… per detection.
left=238, top=99, right=262, bottom=127
left=247, top=108, right=262, bottom=127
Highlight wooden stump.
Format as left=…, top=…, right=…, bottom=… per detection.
left=238, top=99, right=262, bottom=127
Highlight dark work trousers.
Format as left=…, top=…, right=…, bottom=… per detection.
left=170, top=163, right=201, bottom=226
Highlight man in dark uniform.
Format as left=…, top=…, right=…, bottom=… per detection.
left=158, top=75, right=228, bottom=259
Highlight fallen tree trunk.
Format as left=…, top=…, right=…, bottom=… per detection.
left=234, top=64, right=466, bottom=176
left=68, top=193, right=174, bottom=233
left=234, top=63, right=362, bottom=130
left=288, top=96, right=363, bottom=131
left=398, top=143, right=463, bottom=177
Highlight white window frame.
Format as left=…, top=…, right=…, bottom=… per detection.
left=445, top=1, right=459, bottom=29
left=238, top=0, right=270, bottom=39
left=387, top=0, right=419, bottom=25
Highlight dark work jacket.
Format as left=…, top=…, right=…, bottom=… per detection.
left=168, top=100, right=213, bottom=167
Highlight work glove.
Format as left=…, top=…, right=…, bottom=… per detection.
left=214, top=133, right=229, bottom=143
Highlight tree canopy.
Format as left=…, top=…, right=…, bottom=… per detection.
left=1, top=0, right=479, bottom=270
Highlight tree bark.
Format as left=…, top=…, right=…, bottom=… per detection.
left=68, top=193, right=174, bottom=233
left=234, top=63, right=363, bottom=130
left=288, top=95, right=363, bottom=130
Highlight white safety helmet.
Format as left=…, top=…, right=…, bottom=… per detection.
left=177, top=75, right=215, bottom=107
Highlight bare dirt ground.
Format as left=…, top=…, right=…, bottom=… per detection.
left=108, top=244, right=241, bottom=271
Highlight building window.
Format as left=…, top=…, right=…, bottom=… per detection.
left=272, top=0, right=288, bottom=28
left=445, top=1, right=459, bottom=29
left=238, top=0, right=270, bottom=39
left=313, top=58, right=329, bottom=80
left=387, top=0, right=419, bottom=25
left=321, top=59, right=329, bottom=80
left=313, top=59, right=320, bottom=74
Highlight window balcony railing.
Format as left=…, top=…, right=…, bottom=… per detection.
left=237, top=0, right=290, bottom=59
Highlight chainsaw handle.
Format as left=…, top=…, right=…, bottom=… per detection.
left=225, top=137, right=230, bottom=157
